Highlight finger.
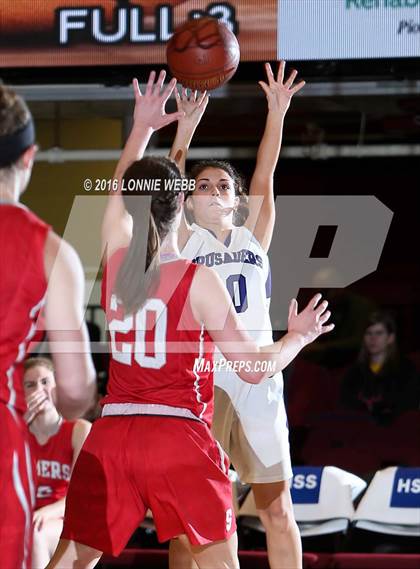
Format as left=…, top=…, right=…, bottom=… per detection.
left=258, top=81, right=271, bottom=97
left=26, top=393, right=46, bottom=407
left=319, top=310, right=331, bottom=325
left=197, top=90, right=207, bottom=106
left=191, top=90, right=197, bottom=102
left=288, top=299, right=294, bottom=321
left=174, top=86, right=181, bottom=109
left=153, top=69, right=166, bottom=95
left=201, top=95, right=209, bottom=111
left=321, top=323, right=335, bottom=334
left=29, top=391, right=48, bottom=403
left=161, top=110, right=185, bottom=127
left=161, top=77, right=177, bottom=104
left=284, top=69, right=298, bottom=89
left=290, top=79, right=306, bottom=95
left=145, top=70, right=156, bottom=96
left=277, top=60, right=285, bottom=83
left=288, top=298, right=298, bottom=320
left=30, top=396, right=48, bottom=410
left=181, top=86, right=187, bottom=100
left=265, top=62, right=275, bottom=87
left=174, top=149, right=183, bottom=164
left=27, top=399, right=48, bottom=417
left=132, top=78, right=142, bottom=101
left=25, top=411, right=36, bottom=425
left=309, top=293, right=322, bottom=310
left=315, top=300, right=329, bottom=316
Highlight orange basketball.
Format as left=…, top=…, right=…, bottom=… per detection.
left=166, top=17, right=240, bottom=91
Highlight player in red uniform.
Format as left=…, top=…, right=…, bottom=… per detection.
left=0, top=85, right=96, bottom=569
left=23, top=357, right=91, bottom=569
left=46, top=71, right=333, bottom=569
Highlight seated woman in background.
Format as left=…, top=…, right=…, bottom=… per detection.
left=339, top=311, right=420, bottom=424
left=23, top=357, right=91, bottom=569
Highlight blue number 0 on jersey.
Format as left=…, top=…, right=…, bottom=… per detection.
left=226, top=274, right=248, bottom=313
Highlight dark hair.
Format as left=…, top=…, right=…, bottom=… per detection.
left=0, top=85, right=32, bottom=172
left=114, top=156, right=182, bottom=314
left=189, top=160, right=249, bottom=226
left=0, top=85, right=31, bottom=137
left=359, top=311, right=398, bottom=367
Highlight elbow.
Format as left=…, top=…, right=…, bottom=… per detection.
left=56, top=373, right=97, bottom=419
left=237, top=369, right=267, bottom=385
left=230, top=352, right=273, bottom=384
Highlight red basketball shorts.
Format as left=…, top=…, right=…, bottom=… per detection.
left=0, top=404, right=35, bottom=569
left=62, top=415, right=236, bottom=556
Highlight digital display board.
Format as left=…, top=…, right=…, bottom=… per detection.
left=0, top=0, right=418, bottom=69
left=278, top=0, right=420, bottom=60
left=0, top=0, right=277, bottom=67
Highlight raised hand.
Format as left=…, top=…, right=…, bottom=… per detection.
left=132, top=70, right=184, bottom=131
left=258, top=61, right=305, bottom=115
left=24, top=391, right=49, bottom=425
left=288, top=293, right=334, bottom=346
left=174, top=86, right=209, bottom=131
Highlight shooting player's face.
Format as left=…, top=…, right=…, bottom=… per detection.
left=190, top=168, right=238, bottom=225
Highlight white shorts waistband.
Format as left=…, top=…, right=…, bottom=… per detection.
left=102, top=402, right=203, bottom=423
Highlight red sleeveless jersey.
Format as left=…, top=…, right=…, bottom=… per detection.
left=29, top=420, right=75, bottom=509
left=101, top=251, right=215, bottom=426
left=0, top=204, right=50, bottom=414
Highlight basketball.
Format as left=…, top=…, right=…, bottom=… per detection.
left=166, top=17, right=240, bottom=91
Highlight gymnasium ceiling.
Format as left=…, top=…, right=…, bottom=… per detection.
left=6, top=58, right=420, bottom=156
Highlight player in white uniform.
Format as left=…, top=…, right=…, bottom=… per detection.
left=170, top=62, right=306, bottom=569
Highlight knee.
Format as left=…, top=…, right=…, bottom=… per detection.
left=258, top=497, right=295, bottom=534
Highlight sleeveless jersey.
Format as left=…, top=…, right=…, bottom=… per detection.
left=182, top=224, right=288, bottom=469
left=181, top=224, right=273, bottom=346
left=0, top=204, right=50, bottom=414
left=101, top=252, right=215, bottom=427
left=29, top=420, right=75, bottom=509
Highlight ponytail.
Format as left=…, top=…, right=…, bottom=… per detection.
left=113, top=156, right=182, bottom=315
left=114, top=207, right=160, bottom=315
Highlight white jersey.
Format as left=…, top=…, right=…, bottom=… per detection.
left=182, top=223, right=289, bottom=468
left=182, top=223, right=273, bottom=345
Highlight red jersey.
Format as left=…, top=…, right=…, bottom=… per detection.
left=30, top=419, right=75, bottom=509
left=101, top=251, right=215, bottom=426
left=0, top=204, right=50, bottom=414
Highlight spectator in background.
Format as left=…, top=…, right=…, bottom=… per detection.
left=23, top=357, right=91, bottom=569
left=301, top=269, right=376, bottom=369
left=339, top=311, right=420, bottom=424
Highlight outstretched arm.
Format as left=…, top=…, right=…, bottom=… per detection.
left=102, top=71, right=183, bottom=259
left=246, top=61, right=305, bottom=252
left=169, top=87, right=209, bottom=175
left=169, top=88, right=209, bottom=251
left=44, top=232, right=96, bottom=419
left=190, top=266, right=334, bottom=384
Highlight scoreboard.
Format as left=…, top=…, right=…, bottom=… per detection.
left=0, top=0, right=418, bottom=68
